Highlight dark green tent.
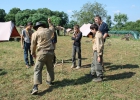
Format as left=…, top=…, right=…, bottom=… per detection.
left=108, top=31, right=140, bottom=39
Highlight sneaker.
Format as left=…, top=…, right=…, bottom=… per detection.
left=92, top=77, right=103, bottom=82
left=76, top=66, right=80, bottom=69
left=71, top=64, right=76, bottom=68
left=46, top=81, right=54, bottom=86
left=31, top=87, right=38, bottom=95
left=26, top=65, right=30, bottom=68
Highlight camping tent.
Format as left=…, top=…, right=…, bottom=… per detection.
left=80, top=23, right=91, bottom=36
left=66, top=28, right=72, bottom=33
left=0, top=21, right=20, bottom=41
left=109, top=31, right=140, bottom=39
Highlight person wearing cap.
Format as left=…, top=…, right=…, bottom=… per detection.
left=30, top=18, right=55, bottom=95
left=21, top=22, right=34, bottom=68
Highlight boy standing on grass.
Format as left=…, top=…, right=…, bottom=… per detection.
left=71, top=25, right=82, bottom=69
left=90, top=24, right=104, bottom=82
left=21, top=22, right=34, bottom=68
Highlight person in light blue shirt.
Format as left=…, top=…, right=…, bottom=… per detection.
left=21, top=22, right=34, bottom=68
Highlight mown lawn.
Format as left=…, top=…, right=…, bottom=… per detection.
left=0, top=36, right=140, bottom=100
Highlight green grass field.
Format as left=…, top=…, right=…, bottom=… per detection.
left=0, top=36, right=140, bottom=100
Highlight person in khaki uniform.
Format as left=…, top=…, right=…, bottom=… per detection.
left=90, top=24, right=104, bottom=82
left=30, top=18, right=55, bottom=95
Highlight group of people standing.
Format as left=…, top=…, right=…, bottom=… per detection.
left=20, top=15, right=109, bottom=95
left=71, top=15, right=109, bottom=82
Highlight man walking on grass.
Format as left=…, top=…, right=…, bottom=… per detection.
left=30, top=18, right=55, bottom=95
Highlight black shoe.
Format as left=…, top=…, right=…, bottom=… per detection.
left=30, top=63, right=35, bottom=66
left=90, top=72, right=96, bottom=78
left=46, top=81, right=54, bottom=86
left=31, top=86, right=38, bottom=95
left=92, top=77, right=103, bottom=82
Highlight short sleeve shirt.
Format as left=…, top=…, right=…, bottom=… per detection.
left=22, top=29, right=33, bottom=43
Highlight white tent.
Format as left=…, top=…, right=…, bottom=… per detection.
left=66, top=28, right=72, bottom=33
left=0, top=21, right=20, bottom=41
left=80, top=23, right=91, bottom=36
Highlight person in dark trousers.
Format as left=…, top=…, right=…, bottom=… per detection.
left=94, top=15, right=109, bottom=71
left=71, top=25, right=82, bottom=69
left=90, top=24, right=104, bottom=82
left=52, top=30, right=57, bottom=65
left=21, top=22, right=34, bottom=68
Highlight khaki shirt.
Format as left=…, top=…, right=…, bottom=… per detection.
left=93, top=31, right=104, bottom=56
left=31, top=23, right=55, bottom=56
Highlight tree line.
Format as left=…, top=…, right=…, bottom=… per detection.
left=0, top=1, right=140, bottom=32
left=0, top=8, right=68, bottom=27
left=71, top=1, right=140, bottom=32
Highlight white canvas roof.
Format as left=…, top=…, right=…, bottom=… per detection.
left=80, top=23, right=91, bottom=36
left=0, top=21, right=20, bottom=41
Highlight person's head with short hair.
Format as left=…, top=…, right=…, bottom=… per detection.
left=73, top=25, right=80, bottom=33
left=90, top=24, right=98, bottom=34
left=94, top=15, right=102, bottom=25
left=26, top=22, right=33, bottom=30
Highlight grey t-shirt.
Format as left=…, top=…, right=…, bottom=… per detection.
left=22, top=29, right=33, bottom=43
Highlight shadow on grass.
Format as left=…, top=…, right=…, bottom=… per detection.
left=0, top=69, right=7, bottom=76
left=104, top=72, right=136, bottom=81
left=106, top=64, right=139, bottom=71
left=37, top=87, right=53, bottom=96
left=38, top=73, right=92, bottom=96
left=104, top=62, right=112, bottom=66
left=56, top=58, right=88, bottom=64
left=82, top=62, right=112, bottom=68
left=82, top=64, right=91, bottom=68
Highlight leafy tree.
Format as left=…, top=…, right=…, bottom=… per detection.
left=106, top=15, right=112, bottom=29
left=65, top=20, right=77, bottom=29
left=59, top=12, right=69, bottom=27
left=113, top=13, right=128, bottom=30
left=52, top=11, right=69, bottom=26
left=37, top=8, right=52, bottom=16
left=5, top=7, right=21, bottom=24
left=120, top=20, right=140, bottom=32
left=50, top=16, right=61, bottom=26
left=72, top=1, right=107, bottom=25
left=0, top=9, right=6, bottom=22
left=28, top=13, right=48, bottom=26
left=5, top=14, right=15, bottom=22
left=15, top=9, right=36, bottom=26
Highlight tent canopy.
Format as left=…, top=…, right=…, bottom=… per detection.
left=109, top=31, right=140, bottom=39
left=0, top=21, right=20, bottom=41
left=66, top=28, right=72, bottom=33
left=80, top=23, right=91, bottom=36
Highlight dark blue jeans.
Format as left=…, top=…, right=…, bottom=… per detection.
left=72, top=46, right=81, bottom=66
left=24, top=42, right=34, bottom=65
